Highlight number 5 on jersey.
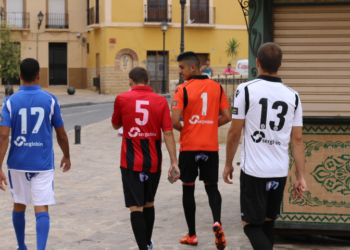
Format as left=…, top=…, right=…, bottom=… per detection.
left=135, top=100, right=149, bottom=126
left=19, top=107, right=45, bottom=134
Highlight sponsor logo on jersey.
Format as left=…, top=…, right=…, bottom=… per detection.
left=175, top=87, right=179, bottom=94
left=195, top=153, right=209, bottom=162
left=232, top=107, right=238, bottom=115
left=173, top=101, right=178, bottom=107
left=189, top=115, right=214, bottom=125
left=14, top=136, right=43, bottom=147
left=128, top=127, right=157, bottom=138
left=236, top=89, right=240, bottom=97
left=251, top=131, right=265, bottom=143
left=266, top=181, right=279, bottom=191
left=251, top=131, right=281, bottom=146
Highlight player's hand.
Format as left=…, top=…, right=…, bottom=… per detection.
left=168, top=164, right=180, bottom=183
left=0, top=170, right=8, bottom=191
left=293, top=177, right=307, bottom=202
left=223, top=165, right=234, bottom=184
left=60, top=156, right=71, bottom=172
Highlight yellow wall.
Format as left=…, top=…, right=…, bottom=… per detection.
left=98, top=27, right=248, bottom=67
left=90, top=0, right=248, bottom=67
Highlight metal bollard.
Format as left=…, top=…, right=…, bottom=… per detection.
left=74, top=125, right=81, bottom=144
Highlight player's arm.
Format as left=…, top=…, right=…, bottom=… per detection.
left=112, top=124, right=122, bottom=130
left=291, top=126, right=307, bottom=202
left=0, top=126, right=10, bottom=191
left=55, top=126, right=71, bottom=173
left=211, top=68, right=214, bottom=77
left=111, top=96, right=123, bottom=130
left=172, top=109, right=183, bottom=132
left=163, top=130, right=180, bottom=182
left=218, top=108, right=231, bottom=127
left=223, top=119, right=244, bottom=184
left=200, top=66, right=204, bottom=73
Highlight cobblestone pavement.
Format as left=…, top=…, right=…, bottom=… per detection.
left=0, top=86, right=116, bottom=107
left=1, top=119, right=350, bottom=250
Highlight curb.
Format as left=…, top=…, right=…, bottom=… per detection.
left=60, top=101, right=114, bottom=109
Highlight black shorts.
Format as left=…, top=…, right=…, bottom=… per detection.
left=179, top=151, right=219, bottom=183
left=121, top=167, right=161, bottom=208
left=240, top=170, right=287, bottom=225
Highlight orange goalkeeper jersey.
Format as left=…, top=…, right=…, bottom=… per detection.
left=173, top=75, right=230, bottom=151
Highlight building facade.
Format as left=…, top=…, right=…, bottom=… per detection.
left=86, top=0, right=248, bottom=94
left=0, top=0, right=87, bottom=88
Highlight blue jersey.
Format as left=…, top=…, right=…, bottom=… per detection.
left=0, top=85, right=64, bottom=171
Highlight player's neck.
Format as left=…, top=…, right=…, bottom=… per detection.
left=22, top=82, right=38, bottom=86
left=258, top=71, right=279, bottom=78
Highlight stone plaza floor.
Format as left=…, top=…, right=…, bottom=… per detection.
left=1, top=119, right=350, bottom=250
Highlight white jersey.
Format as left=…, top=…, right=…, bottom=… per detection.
left=232, top=75, right=303, bottom=178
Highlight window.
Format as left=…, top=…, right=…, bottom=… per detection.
left=147, top=51, right=169, bottom=93
left=190, top=0, right=209, bottom=24
left=5, top=0, right=28, bottom=28
left=47, top=0, right=68, bottom=29
left=145, top=0, right=171, bottom=22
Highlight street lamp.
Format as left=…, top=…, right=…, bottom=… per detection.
left=37, top=11, right=44, bottom=29
left=161, top=21, right=168, bottom=94
left=179, top=0, right=186, bottom=84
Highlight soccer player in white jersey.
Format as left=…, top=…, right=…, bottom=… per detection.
left=0, top=58, right=71, bottom=250
left=223, top=43, right=307, bottom=250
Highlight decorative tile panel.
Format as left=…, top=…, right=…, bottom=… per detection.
left=277, top=121, right=350, bottom=228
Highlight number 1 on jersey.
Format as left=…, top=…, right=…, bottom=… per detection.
left=201, top=92, right=208, bottom=116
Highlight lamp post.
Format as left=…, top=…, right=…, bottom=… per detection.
left=37, top=11, right=44, bottom=29
left=161, top=21, right=168, bottom=94
left=179, top=0, right=186, bottom=84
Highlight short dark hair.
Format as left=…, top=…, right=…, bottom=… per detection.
left=206, top=59, right=210, bottom=62
left=177, top=51, right=200, bottom=69
left=129, top=67, right=149, bottom=84
left=228, top=63, right=231, bottom=66
left=257, top=42, right=282, bottom=74
left=20, top=58, right=40, bottom=82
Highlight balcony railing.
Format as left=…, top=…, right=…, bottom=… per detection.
left=144, top=4, right=172, bottom=22
left=88, top=7, right=99, bottom=25
left=186, top=6, right=215, bottom=25
left=45, top=13, right=69, bottom=29
left=0, top=12, right=30, bottom=29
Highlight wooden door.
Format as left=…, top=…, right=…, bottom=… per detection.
left=49, top=43, right=67, bottom=85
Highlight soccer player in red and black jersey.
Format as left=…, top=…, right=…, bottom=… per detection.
left=111, top=67, right=180, bottom=250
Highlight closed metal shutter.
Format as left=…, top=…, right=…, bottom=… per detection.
left=274, top=5, right=350, bottom=116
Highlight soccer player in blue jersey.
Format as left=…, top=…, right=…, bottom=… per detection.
left=0, top=58, right=71, bottom=250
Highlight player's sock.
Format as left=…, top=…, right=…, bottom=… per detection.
left=182, top=184, right=196, bottom=237
left=12, top=211, right=26, bottom=250
left=244, top=224, right=272, bottom=250
left=262, top=220, right=275, bottom=246
left=35, top=212, right=50, bottom=250
left=130, top=211, right=148, bottom=250
left=143, top=206, right=155, bottom=246
left=205, top=184, right=222, bottom=225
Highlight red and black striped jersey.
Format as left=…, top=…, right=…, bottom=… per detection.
left=112, top=86, right=173, bottom=173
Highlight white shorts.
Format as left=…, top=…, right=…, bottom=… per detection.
left=8, top=169, right=55, bottom=206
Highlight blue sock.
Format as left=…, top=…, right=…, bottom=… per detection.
left=12, top=211, right=26, bottom=250
left=36, top=212, right=50, bottom=250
